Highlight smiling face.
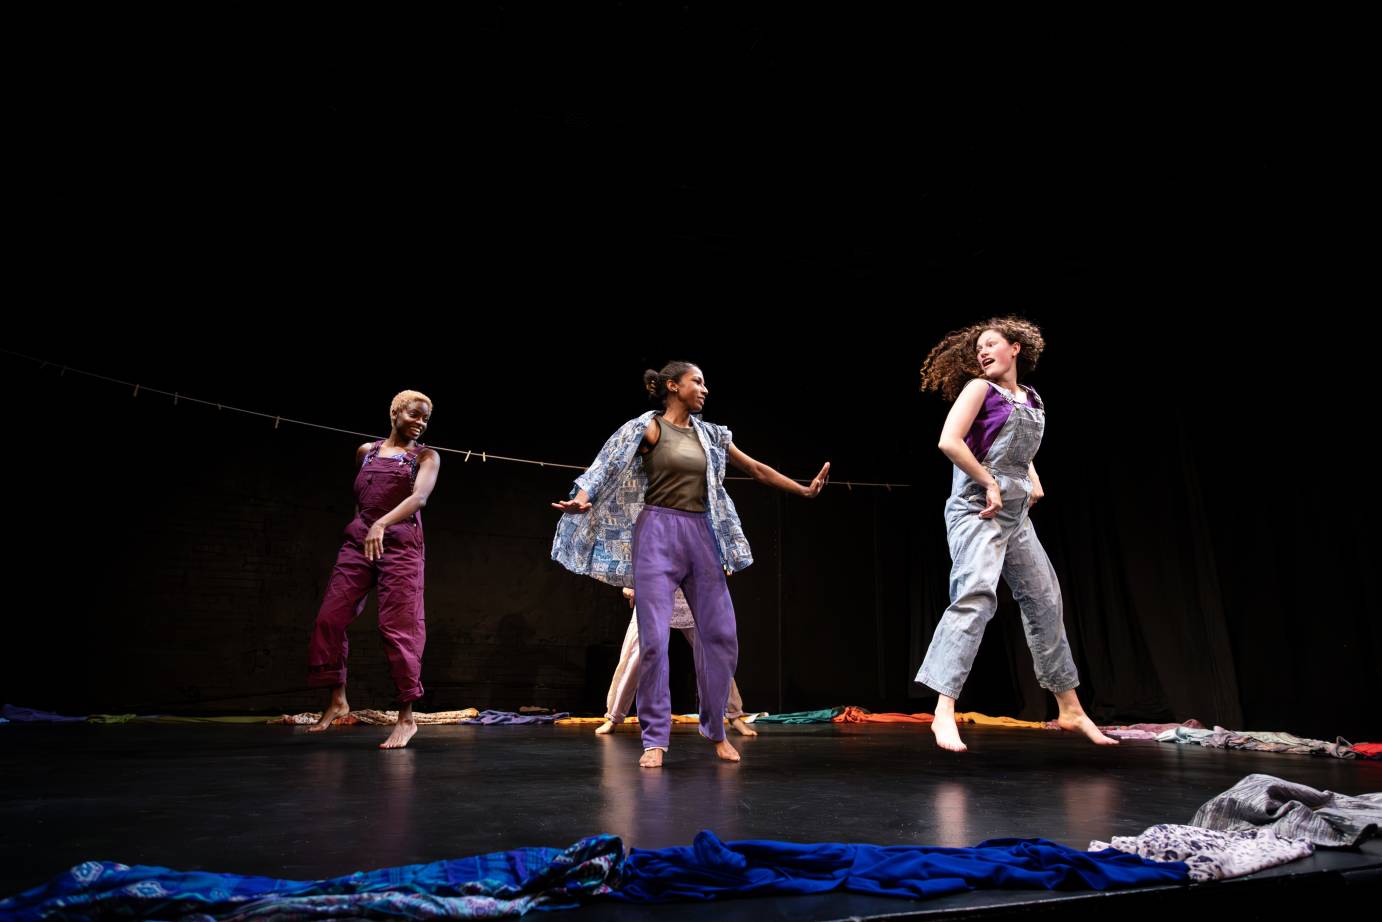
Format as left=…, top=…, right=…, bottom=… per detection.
left=667, top=366, right=708, bottom=413
left=392, top=400, right=431, bottom=441
left=976, top=328, right=1020, bottom=380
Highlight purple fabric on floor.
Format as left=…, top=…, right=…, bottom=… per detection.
left=458, top=710, right=571, bottom=725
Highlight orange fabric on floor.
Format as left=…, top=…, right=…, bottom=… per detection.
left=953, top=712, right=1050, bottom=729
left=832, top=707, right=935, bottom=723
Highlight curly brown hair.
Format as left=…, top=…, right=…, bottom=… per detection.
left=918, top=316, right=1046, bottom=401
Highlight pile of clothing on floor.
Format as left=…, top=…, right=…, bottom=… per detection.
left=4, top=774, right=1378, bottom=919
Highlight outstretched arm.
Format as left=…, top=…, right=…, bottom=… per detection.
left=726, top=444, right=830, bottom=498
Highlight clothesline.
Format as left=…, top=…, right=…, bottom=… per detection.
left=4, top=348, right=911, bottom=490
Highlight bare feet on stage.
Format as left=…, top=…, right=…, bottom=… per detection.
left=380, top=718, right=417, bottom=749
left=380, top=704, right=418, bottom=749
left=381, top=713, right=417, bottom=751
left=931, top=695, right=967, bottom=752
left=595, top=719, right=619, bottom=735
left=713, top=738, right=741, bottom=762
left=730, top=716, right=758, bottom=737
left=1054, top=690, right=1118, bottom=745
left=1055, top=713, right=1118, bottom=745
left=639, top=748, right=665, bottom=768
left=308, top=686, right=350, bottom=733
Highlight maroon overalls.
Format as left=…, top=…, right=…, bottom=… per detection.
left=307, top=441, right=427, bottom=702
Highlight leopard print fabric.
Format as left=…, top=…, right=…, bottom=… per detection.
left=1090, top=823, right=1314, bottom=881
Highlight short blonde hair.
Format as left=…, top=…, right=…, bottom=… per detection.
left=390, top=390, right=433, bottom=423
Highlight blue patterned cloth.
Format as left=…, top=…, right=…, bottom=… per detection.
left=551, top=411, right=752, bottom=587
left=0, top=836, right=623, bottom=920
left=2, top=704, right=86, bottom=723
left=2, top=831, right=1192, bottom=919
left=614, top=830, right=1189, bottom=902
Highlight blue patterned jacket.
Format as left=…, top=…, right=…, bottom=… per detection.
left=550, top=411, right=753, bottom=586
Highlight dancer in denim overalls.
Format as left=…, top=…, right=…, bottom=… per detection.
left=307, top=390, right=440, bottom=750
left=914, top=318, right=1116, bottom=752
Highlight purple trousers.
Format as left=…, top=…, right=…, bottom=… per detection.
left=307, top=518, right=426, bottom=702
left=308, top=445, right=427, bottom=703
left=631, top=505, right=738, bottom=749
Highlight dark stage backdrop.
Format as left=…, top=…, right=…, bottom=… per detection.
left=2, top=318, right=1374, bottom=742
left=2, top=7, right=1374, bottom=741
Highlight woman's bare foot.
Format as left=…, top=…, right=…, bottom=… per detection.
left=1052, top=689, right=1118, bottom=745
left=930, top=695, right=967, bottom=752
left=380, top=717, right=417, bottom=749
left=595, top=719, right=617, bottom=735
left=308, top=687, right=349, bottom=733
left=930, top=710, right=967, bottom=752
left=1056, top=712, right=1119, bottom=745
left=713, top=738, right=741, bottom=762
left=639, top=748, right=665, bottom=768
left=730, top=717, right=758, bottom=737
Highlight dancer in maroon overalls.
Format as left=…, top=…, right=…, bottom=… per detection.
left=307, top=390, right=440, bottom=749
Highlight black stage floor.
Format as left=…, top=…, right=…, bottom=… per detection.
left=3, top=722, right=1379, bottom=918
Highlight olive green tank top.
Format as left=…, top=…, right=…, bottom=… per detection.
left=642, top=416, right=708, bottom=512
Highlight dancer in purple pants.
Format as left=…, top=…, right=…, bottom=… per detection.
left=307, top=390, right=440, bottom=750
left=552, top=361, right=829, bottom=768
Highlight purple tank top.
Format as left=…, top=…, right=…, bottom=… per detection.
left=963, top=383, right=1044, bottom=463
